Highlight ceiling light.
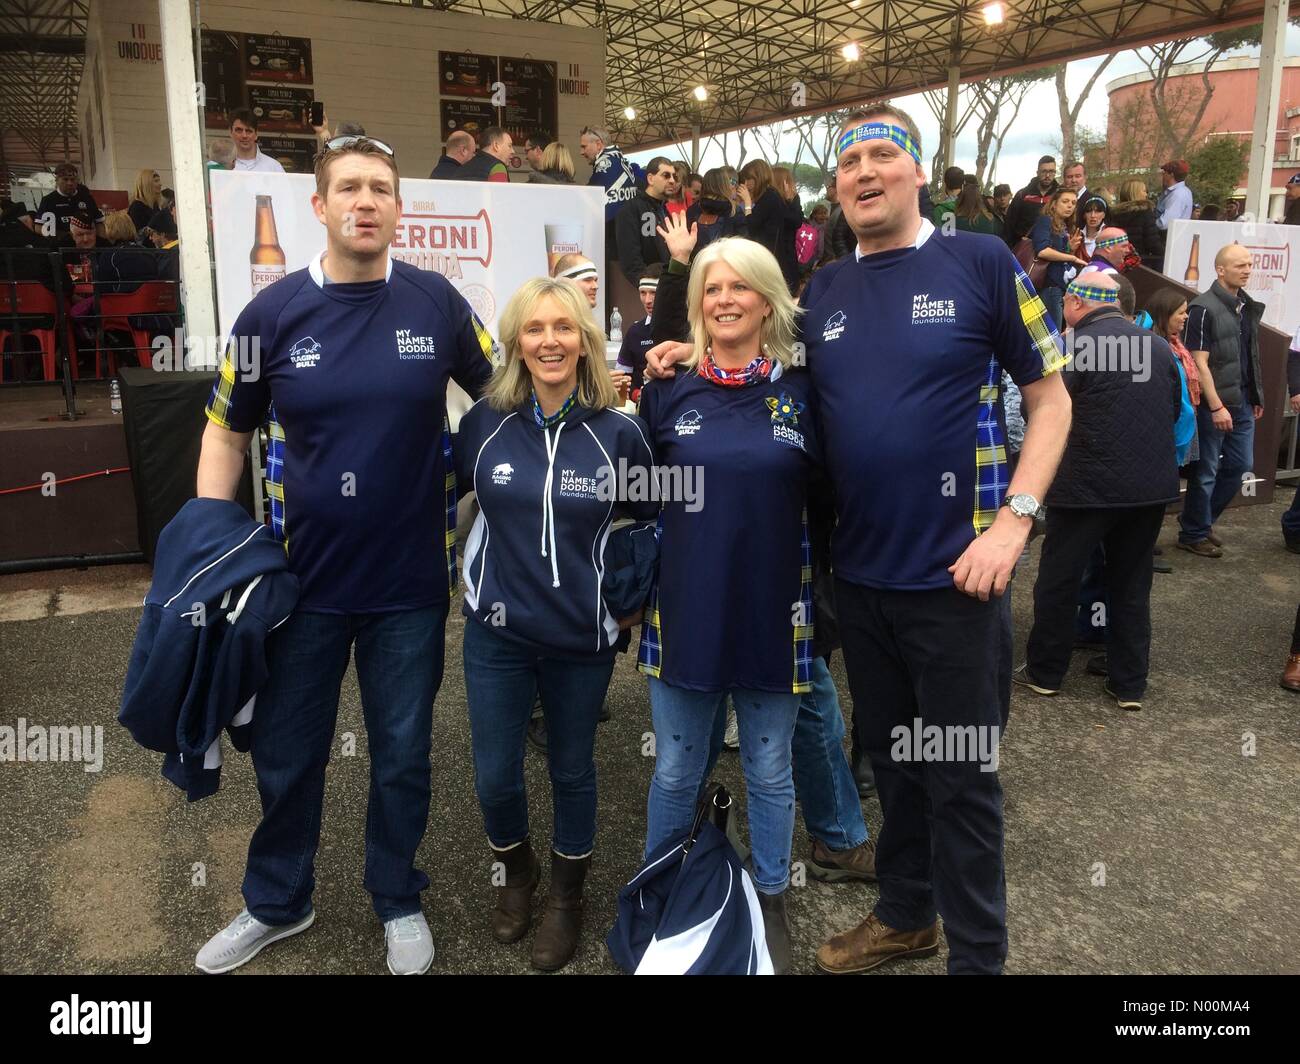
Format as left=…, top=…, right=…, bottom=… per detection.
left=982, top=2, right=1005, bottom=25
left=693, top=85, right=708, bottom=102
left=623, top=106, right=636, bottom=120
left=841, top=42, right=861, bottom=62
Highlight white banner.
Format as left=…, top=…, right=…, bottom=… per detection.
left=1163, top=219, right=1299, bottom=336
left=209, top=171, right=606, bottom=338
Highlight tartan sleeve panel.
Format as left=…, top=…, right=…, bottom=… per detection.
left=792, top=509, right=814, bottom=694
left=205, top=333, right=270, bottom=432
left=1012, top=262, right=1070, bottom=378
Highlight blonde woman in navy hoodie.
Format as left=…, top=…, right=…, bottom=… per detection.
left=455, top=276, right=656, bottom=971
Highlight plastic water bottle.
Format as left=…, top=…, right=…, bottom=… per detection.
left=609, top=306, right=622, bottom=343
left=109, top=379, right=122, bottom=415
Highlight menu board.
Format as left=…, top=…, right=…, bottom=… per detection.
left=201, top=30, right=245, bottom=129
left=257, top=135, right=317, bottom=174
left=499, top=57, right=557, bottom=147
left=243, top=34, right=313, bottom=83
left=439, top=52, right=497, bottom=100
left=247, top=85, right=313, bottom=133
left=440, top=100, right=498, bottom=142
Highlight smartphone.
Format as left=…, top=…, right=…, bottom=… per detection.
left=310, top=101, right=324, bottom=127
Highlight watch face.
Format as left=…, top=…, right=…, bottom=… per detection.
left=1010, top=494, right=1036, bottom=516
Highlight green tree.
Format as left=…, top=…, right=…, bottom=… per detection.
left=1187, top=137, right=1250, bottom=208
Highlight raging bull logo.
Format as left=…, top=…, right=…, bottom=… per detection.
left=392, top=209, right=493, bottom=280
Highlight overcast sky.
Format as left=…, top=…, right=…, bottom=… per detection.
left=627, top=26, right=1300, bottom=196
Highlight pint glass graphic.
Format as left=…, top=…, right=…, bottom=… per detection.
left=250, top=195, right=287, bottom=294
left=544, top=222, right=583, bottom=274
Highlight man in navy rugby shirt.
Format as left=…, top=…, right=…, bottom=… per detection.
left=647, top=105, right=1072, bottom=974
left=194, top=136, right=494, bottom=975
left=806, top=106, right=1072, bottom=975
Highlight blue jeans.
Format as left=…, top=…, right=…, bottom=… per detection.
left=242, top=606, right=447, bottom=926
left=1179, top=401, right=1255, bottom=544
left=462, top=619, right=613, bottom=856
left=646, top=677, right=801, bottom=893
left=1040, top=285, right=1064, bottom=331
left=704, top=659, right=868, bottom=851
left=1282, top=481, right=1300, bottom=543
left=1074, top=546, right=1108, bottom=645
left=790, top=657, right=869, bottom=851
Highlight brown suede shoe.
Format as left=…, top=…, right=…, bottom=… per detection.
left=808, top=838, right=877, bottom=883
left=1282, top=653, right=1300, bottom=693
left=816, top=912, right=939, bottom=974
left=1176, top=540, right=1223, bottom=558
left=1207, top=529, right=1224, bottom=548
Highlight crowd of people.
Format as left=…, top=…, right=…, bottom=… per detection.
left=9, top=96, right=1290, bottom=975
left=1, top=161, right=181, bottom=379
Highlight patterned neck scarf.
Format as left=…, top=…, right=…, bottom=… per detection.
left=531, top=386, right=578, bottom=428
left=699, top=349, right=772, bottom=387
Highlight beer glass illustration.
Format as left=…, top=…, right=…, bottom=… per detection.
left=250, top=194, right=287, bottom=295
left=544, top=222, right=584, bottom=274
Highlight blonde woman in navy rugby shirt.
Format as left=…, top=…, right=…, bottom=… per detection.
left=455, top=277, right=656, bottom=971
left=637, top=236, right=814, bottom=974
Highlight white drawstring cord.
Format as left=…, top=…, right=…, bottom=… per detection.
left=540, top=424, right=564, bottom=588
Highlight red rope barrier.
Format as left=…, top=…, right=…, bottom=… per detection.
left=0, top=466, right=131, bottom=495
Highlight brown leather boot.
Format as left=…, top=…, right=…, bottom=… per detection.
left=808, top=838, right=877, bottom=883
left=816, top=912, right=939, bottom=974
left=1282, top=653, right=1300, bottom=693
left=490, top=840, right=539, bottom=944
left=530, top=851, right=589, bottom=971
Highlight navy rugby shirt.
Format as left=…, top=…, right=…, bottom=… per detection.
left=799, top=221, right=1067, bottom=591
left=206, top=253, right=494, bottom=612
left=637, top=365, right=817, bottom=694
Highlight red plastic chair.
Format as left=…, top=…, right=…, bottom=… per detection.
left=94, top=282, right=181, bottom=374
left=0, top=281, right=75, bottom=381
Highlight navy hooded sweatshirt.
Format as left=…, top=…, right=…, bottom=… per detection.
left=119, top=498, right=299, bottom=800
left=455, top=396, right=658, bottom=658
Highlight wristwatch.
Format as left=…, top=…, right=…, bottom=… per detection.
left=1002, top=493, right=1044, bottom=520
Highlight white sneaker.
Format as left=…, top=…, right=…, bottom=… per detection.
left=195, top=908, right=315, bottom=974
left=723, top=704, right=740, bottom=750
left=385, top=912, right=434, bottom=975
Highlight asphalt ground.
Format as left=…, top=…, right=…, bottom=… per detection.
left=1, top=500, right=1297, bottom=975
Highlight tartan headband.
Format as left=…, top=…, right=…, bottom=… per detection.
left=1066, top=279, right=1120, bottom=303
left=836, top=122, right=922, bottom=164
left=1095, top=232, right=1130, bottom=250
left=558, top=262, right=598, bottom=281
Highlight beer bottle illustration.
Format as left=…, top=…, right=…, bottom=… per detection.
left=250, top=195, right=287, bottom=294
left=1183, top=234, right=1200, bottom=284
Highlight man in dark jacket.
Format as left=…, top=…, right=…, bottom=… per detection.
left=428, top=131, right=474, bottom=179
left=615, top=155, right=675, bottom=285
left=819, top=173, right=855, bottom=264
left=1016, top=271, right=1181, bottom=710
left=36, top=162, right=98, bottom=235
left=1283, top=173, right=1300, bottom=225
left=1003, top=155, right=1058, bottom=246
left=1177, top=243, right=1264, bottom=557
left=457, top=127, right=512, bottom=182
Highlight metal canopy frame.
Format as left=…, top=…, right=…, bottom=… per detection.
left=0, top=0, right=87, bottom=177
left=0, top=1, right=1271, bottom=175
left=410, top=0, right=1268, bottom=149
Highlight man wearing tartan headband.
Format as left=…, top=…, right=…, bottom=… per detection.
left=1063, top=268, right=1121, bottom=316
left=833, top=107, right=928, bottom=252
left=1084, top=227, right=1133, bottom=275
